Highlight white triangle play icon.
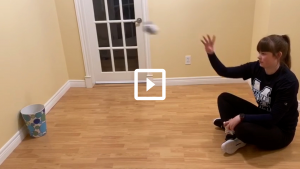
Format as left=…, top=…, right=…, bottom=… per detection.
left=146, top=78, right=155, bottom=91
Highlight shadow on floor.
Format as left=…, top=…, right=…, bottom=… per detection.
left=238, top=144, right=293, bottom=168
left=209, top=126, right=294, bottom=168
left=220, top=134, right=295, bottom=168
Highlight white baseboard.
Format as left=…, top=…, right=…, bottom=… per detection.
left=152, top=76, right=300, bottom=111
left=69, top=80, right=86, bottom=87
left=84, top=76, right=94, bottom=88
left=96, top=80, right=147, bottom=84
left=0, top=126, right=27, bottom=165
left=152, top=76, right=246, bottom=86
left=44, top=81, right=70, bottom=114
left=0, top=80, right=85, bottom=165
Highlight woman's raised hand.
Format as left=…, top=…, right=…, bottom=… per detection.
left=201, top=35, right=216, bottom=54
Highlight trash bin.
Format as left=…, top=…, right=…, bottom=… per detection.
left=20, top=104, right=47, bottom=138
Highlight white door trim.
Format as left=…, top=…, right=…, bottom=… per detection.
left=141, top=0, right=152, bottom=79
left=73, top=0, right=152, bottom=88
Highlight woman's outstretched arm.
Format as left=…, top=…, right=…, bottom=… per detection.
left=207, top=52, right=255, bottom=79
left=201, top=35, right=256, bottom=80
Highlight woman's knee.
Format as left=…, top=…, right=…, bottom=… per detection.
left=234, top=122, right=254, bottom=143
left=217, top=92, right=233, bottom=104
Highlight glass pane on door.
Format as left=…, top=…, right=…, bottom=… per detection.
left=124, top=23, right=137, bottom=46
left=110, top=23, right=123, bottom=47
left=96, top=24, right=109, bottom=47
left=107, top=0, right=121, bottom=20
left=99, top=50, right=113, bottom=72
left=113, top=49, right=126, bottom=71
left=122, top=0, right=135, bottom=20
left=93, top=0, right=106, bottom=21
left=127, top=49, right=139, bottom=71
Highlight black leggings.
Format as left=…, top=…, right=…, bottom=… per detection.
left=217, top=92, right=295, bottom=150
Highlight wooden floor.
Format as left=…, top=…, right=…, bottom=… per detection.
left=1, top=83, right=300, bottom=169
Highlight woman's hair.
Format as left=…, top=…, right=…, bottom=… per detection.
left=256, top=34, right=291, bottom=69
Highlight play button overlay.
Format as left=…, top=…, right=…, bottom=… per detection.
left=134, top=69, right=166, bottom=100
left=146, top=78, right=155, bottom=91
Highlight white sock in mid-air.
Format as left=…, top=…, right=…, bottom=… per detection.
left=143, top=21, right=159, bottom=35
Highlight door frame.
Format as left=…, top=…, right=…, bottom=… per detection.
left=74, top=0, right=152, bottom=88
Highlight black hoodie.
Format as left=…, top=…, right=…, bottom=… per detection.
left=207, top=52, right=299, bottom=131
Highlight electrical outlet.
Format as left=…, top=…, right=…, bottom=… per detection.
left=185, top=55, right=191, bottom=65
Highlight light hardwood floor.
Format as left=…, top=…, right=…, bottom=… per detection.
left=1, top=83, right=300, bottom=169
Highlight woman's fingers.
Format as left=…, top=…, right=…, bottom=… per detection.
left=207, top=35, right=212, bottom=43
left=202, top=35, right=216, bottom=44
left=226, top=122, right=231, bottom=130
left=228, top=124, right=233, bottom=130
left=202, top=36, right=208, bottom=44
left=211, top=35, right=216, bottom=45
left=207, top=35, right=216, bottom=44
left=201, top=35, right=216, bottom=53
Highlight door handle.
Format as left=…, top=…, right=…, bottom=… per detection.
left=134, top=18, right=142, bottom=24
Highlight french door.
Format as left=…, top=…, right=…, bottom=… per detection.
left=84, top=0, right=148, bottom=83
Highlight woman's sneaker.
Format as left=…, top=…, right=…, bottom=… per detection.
left=213, top=118, right=224, bottom=129
left=221, top=138, right=246, bottom=154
